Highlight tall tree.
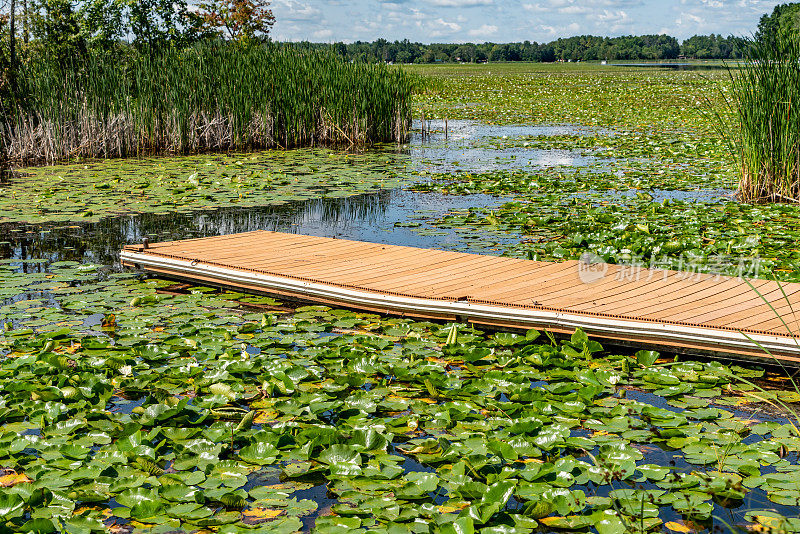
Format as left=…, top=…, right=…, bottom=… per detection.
left=29, top=0, right=86, bottom=63
left=77, top=0, right=123, bottom=50
left=126, top=0, right=197, bottom=49
left=755, top=3, right=800, bottom=47
left=197, top=0, right=274, bottom=42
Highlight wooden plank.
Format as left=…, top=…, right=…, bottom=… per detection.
left=645, top=279, right=776, bottom=324
left=708, top=293, right=800, bottom=333
left=460, top=262, right=581, bottom=301
left=235, top=245, right=418, bottom=275
left=378, top=256, right=516, bottom=294
left=314, top=250, right=466, bottom=283
left=204, top=237, right=365, bottom=263
left=354, top=255, right=493, bottom=286
left=595, top=275, right=747, bottom=316
left=491, top=271, right=622, bottom=305
left=498, top=268, right=672, bottom=310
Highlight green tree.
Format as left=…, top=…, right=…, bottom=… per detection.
left=29, top=0, right=86, bottom=62
left=454, top=44, right=475, bottom=63
left=196, top=0, right=274, bottom=42
left=126, top=0, right=197, bottom=49
left=755, top=3, right=800, bottom=47
left=417, top=49, right=435, bottom=63
left=489, top=44, right=506, bottom=62
left=78, top=0, right=123, bottom=50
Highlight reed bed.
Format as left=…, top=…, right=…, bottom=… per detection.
left=0, top=43, right=416, bottom=164
left=724, top=36, right=800, bottom=203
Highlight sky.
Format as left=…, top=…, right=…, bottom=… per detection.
left=269, top=0, right=786, bottom=43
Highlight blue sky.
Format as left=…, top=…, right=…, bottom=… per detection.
left=270, top=0, right=784, bottom=43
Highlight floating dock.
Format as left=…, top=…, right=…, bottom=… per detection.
left=121, top=231, right=800, bottom=362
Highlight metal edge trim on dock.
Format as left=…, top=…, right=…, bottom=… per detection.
left=121, top=250, right=800, bottom=357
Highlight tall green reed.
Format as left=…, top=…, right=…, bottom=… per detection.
left=0, top=42, right=418, bottom=164
left=720, top=35, right=800, bottom=203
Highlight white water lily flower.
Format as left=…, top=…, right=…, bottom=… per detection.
left=119, top=365, right=132, bottom=376
left=178, top=362, right=198, bottom=374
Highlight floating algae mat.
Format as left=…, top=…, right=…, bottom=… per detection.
left=0, top=149, right=411, bottom=225
left=2, top=260, right=800, bottom=533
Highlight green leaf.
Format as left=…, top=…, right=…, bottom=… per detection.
left=239, top=441, right=280, bottom=466
left=115, top=487, right=158, bottom=508
left=442, top=517, right=475, bottom=534
left=318, top=445, right=362, bottom=477
left=396, top=472, right=438, bottom=499
left=350, top=429, right=388, bottom=452
left=465, top=480, right=517, bottom=524
left=130, top=498, right=166, bottom=520
left=0, top=493, right=25, bottom=520
left=570, top=328, right=589, bottom=346
left=488, top=439, right=518, bottom=461
left=636, top=350, right=659, bottom=367
left=593, top=510, right=626, bottom=534
left=19, top=519, right=57, bottom=534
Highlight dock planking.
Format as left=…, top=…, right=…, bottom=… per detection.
left=121, top=230, right=800, bottom=362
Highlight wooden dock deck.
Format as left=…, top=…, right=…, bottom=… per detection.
left=121, top=231, right=800, bottom=362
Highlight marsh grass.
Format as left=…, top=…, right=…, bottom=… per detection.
left=736, top=278, right=800, bottom=439
left=718, top=278, right=800, bottom=530
left=720, top=36, right=800, bottom=203
left=0, top=43, right=417, bottom=164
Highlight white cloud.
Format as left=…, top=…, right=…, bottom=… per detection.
left=427, top=17, right=463, bottom=37
left=271, top=0, right=321, bottom=22
left=270, top=0, right=777, bottom=44
left=468, top=24, right=499, bottom=37
left=312, top=29, right=334, bottom=39
left=429, top=0, right=494, bottom=5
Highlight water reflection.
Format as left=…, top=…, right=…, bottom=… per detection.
left=610, top=63, right=730, bottom=71
left=0, top=167, right=13, bottom=186
left=0, top=189, right=512, bottom=266
left=410, top=119, right=598, bottom=174
left=413, top=120, right=611, bottom=143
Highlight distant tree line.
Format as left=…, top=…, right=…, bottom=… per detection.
left=296, top=34, right=748, bottom=65
left=295, top=3, right=800, bottom=65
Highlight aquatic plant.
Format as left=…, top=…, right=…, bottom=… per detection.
left=3, top=260, right=800, bottom=532
left=0, top=43, right=417, bottom=164
left=410, top=166, right=800, bottom=281
left=0, top=148, right=408, bottom=224
left=4, top=61, right=800, bottom=532
left=719, top=35, right=800, bottom=203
